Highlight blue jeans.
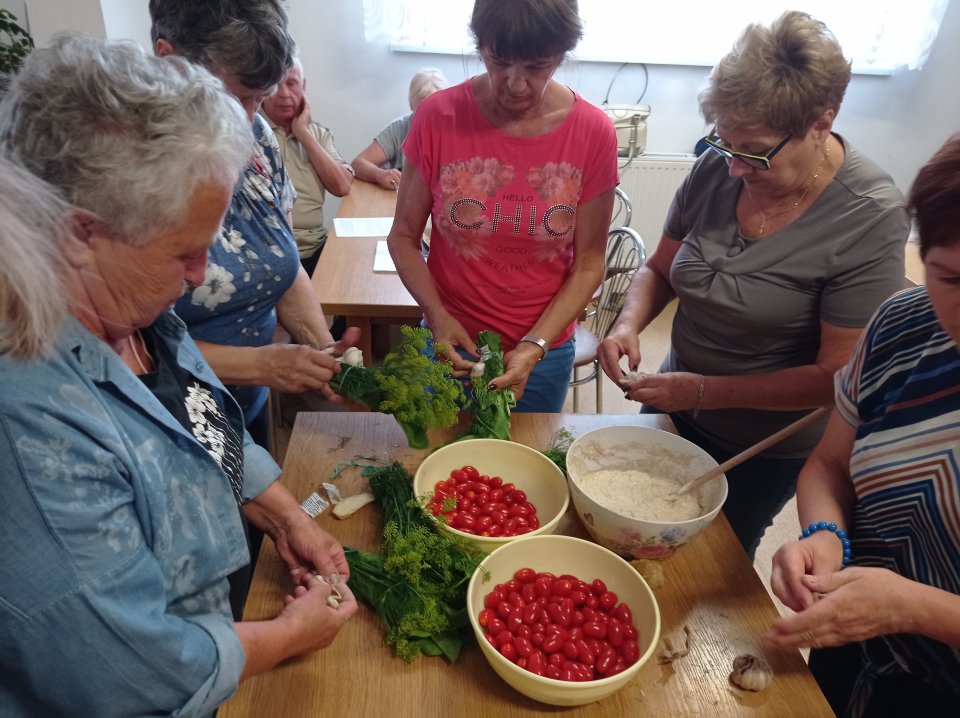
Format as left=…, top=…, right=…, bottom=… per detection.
left=448, top=337, right=574, bottom=413
left=640, top=406, right=805, bottom=559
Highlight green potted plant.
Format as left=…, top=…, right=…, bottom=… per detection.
left=0, top=8, right=34, bottom=75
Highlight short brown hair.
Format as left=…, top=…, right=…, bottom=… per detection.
left=909, top=134, right=960, bottom=260
left=470, top=0, right=582, bottom=61
left=699, top=11, right=851, bottom=137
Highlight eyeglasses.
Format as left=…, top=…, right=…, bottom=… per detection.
left=701, top=127, right=793, bottom=170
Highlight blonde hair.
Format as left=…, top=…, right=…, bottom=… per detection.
left=408, top=67, right=447, bottom=111
left=0, top=159, right=69, bottom=359
left=699, top=11, right=851, bottom=137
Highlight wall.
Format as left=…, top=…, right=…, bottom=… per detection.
left=20, top=1, right=960, bottom=202
left=284, top=0, right=960, bottom=205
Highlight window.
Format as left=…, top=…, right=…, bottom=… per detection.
left=362, top=0, right=949, bottom=75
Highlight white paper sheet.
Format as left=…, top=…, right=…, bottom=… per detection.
left=333, top=216, right=394, bottom=237
left=373, top=240, right=396, bottom=272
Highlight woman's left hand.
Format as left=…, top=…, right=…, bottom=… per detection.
left=274, top=510, right=350, bottom=584
left=764, top=567, right=912, bottom=650
left=622, top=371, right=702, bottom=412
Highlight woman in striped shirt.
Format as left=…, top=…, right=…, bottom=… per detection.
left=765, top=134, right=960, bottom=716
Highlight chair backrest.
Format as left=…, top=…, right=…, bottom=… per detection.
left=590, top=226, right=646, bottom=340
left=612, top=186, right=633, bottom=228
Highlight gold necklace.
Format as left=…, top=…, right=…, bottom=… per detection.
left=749, top=144, right=829, bottom=237
left=127, top=330, right=150, bottom=374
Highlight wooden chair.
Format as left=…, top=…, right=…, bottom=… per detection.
left=569, top=226, right=646, bottom=412
left=611, top=186, right=633, bottom=228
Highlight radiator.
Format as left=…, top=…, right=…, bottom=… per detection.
left=617, top=153, right=697, bottom=256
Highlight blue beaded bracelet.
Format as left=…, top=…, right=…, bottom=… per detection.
left=799, top=521, right=852, bottom=568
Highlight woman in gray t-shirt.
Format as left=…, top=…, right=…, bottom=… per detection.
left=598, top=11, right=910, bottom=558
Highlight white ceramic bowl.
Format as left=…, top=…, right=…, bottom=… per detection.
left=467, top=535, right=660, bottom=706
left=565, top=425, right=727, bottom=560
left=413, top=438, right=569, bottom=552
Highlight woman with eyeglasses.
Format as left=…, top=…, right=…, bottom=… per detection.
left=598, top=11, right=910, bottom=559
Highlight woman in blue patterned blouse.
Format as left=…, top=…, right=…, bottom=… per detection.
left=765, top=135, right=960, bottom=716
left=151, top=0, right=361, bottom=445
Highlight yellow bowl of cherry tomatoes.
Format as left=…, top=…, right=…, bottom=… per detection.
left=413, top=438, right=569, bottom=552
left=467, top=535, right=661, bottom=706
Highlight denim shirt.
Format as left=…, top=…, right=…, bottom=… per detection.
left=0, top=311, right=280, bottom=717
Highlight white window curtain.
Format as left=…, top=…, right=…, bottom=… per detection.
left=362, top=0, right=949, bottom=75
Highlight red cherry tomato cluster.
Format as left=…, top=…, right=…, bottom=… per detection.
left=427, top=465, right=540, bottom=537
left=478, top=567, right=641, bottom=682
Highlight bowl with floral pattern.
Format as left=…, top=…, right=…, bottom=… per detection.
left=565, top=425, right=727, bottom=559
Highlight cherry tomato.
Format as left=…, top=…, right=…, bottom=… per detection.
left=606, top=618, right=624, bottom=647
left=488, top=617, right=506, bottom=636
left=550, top=578, right=573, bottom=598
left=478, top=608, right=493, bottom=627
left=450, top=468, right=467, bottom=484
left=515, top=637, right=533, bottom=658
left=621, top=639, right=640, bottom=665
left=514, top=567, right=536, bottom=584
left=499, top=641, right=517, bottom=662
left=462, top=465, right=479, bottom=481
left=591, top=578, right=607, bottom=596
left=614, top=602, right=633, bottom=625
left=527, top=650, right=546, bottom=675
left=598, top=590, right=618, bottom=611
left=583, top=621, right=607, bottom=639
left=595, top=646, right=617, bottom=676
left=541, top=634, right=563, bottom=654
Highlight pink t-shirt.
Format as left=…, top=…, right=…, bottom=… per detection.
left=404, top=80, right=619, bottom=351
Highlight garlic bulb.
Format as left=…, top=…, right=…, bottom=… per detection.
left=729, top=654, right=773, bottom=692
left=340, top=346, right=364, bottom=367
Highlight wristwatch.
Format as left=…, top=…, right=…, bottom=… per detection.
left=520, top=334, right=549, bottom=359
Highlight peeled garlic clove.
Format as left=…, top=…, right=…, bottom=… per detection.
left=332, top=491, right=376, bottom=519
left=729, top=654, right=773, bottom=692
left=470, top=361, right=486, bottom=378
left=619, top=370, right=643, bottom=386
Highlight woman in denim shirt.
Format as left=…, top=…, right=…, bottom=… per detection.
left=0, top=36, right=356, bottom=717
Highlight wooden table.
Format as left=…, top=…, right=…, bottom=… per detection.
left=312, top=180, right=420, bottom=359
left=221, top=413, right=831, bottom=717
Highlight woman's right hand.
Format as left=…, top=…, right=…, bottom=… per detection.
left=278, top=573, right=358, bottom=654
left=377, top=168, right=402, bottom=191
left=256, top=343, right=346, bottom=398
left=424, top=311, right=478, bottom=374
left=770, top=533, right=846, bottom=612
left=598, top=327, right=642, bottom=384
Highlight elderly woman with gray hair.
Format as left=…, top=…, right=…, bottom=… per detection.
left=598, top=11, right=910, bottom=559
left=0, top=35, right=355, bottom=717
left=351, top=67, right=449, bottom=190
left=150, top=0, right=361, bottom=446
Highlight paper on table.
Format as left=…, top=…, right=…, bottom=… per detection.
left=373, top=240, right=396, bottom=272
left=333, top=216, right=394, bottom=237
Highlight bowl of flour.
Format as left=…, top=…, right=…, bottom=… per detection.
left=565, top=425, right=728, bottom=560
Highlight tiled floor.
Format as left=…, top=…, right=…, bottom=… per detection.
left=274, top=299, right=798, bottom=624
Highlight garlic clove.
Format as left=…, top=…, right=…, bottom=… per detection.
left=729, top=653, right=773, bottom=692
left=340, top=346, right=364, bottom=367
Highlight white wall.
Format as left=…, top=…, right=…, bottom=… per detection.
left=284, top=0, right=960, bottom=203
left=21, top=0, right=960, bottom=201
left=21, top=0, right=105, bottom=45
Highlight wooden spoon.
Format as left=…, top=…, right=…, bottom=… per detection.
left=673, top=406, right=831, bottom=497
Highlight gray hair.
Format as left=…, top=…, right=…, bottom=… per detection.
left=0, top=34, right=252, bottom=246
left=0, top=159, right=69, bottom=358
left=699, top=11, right=852, bottom=137
left=149, top=0, right=293, bottom=91
left=408, top=67, right=448, bottom=111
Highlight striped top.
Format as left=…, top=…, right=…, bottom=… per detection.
left=836, top=285, right=960, bottom=699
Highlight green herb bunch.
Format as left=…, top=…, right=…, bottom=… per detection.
left=456, top=330, right=515, bottom=441
left=330, top=325, right=464, bottom=449
left=344, top=462, right=485, bottom=662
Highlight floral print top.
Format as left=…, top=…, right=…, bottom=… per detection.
left=404, top=80, right=619, bottom=350
left=175, top=114, right=299, bottom=422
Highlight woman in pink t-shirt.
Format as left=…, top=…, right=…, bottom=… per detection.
left=387, top=0, right=619, bottom=412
